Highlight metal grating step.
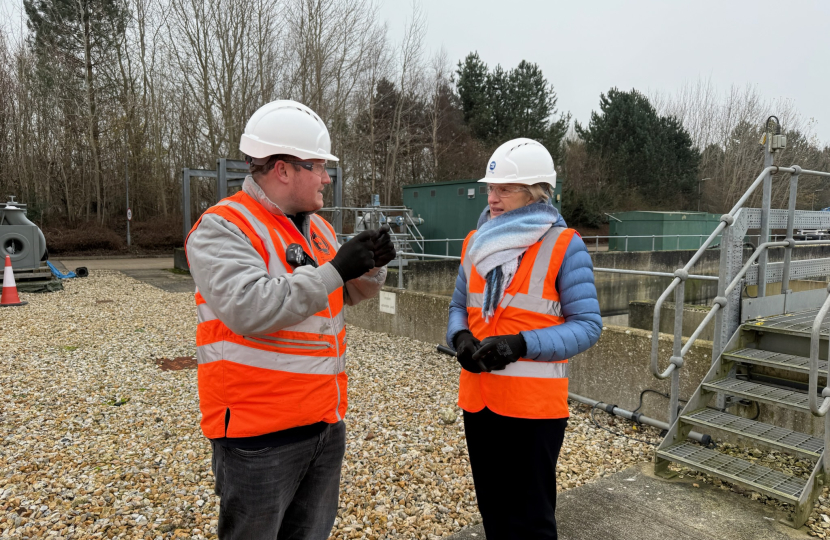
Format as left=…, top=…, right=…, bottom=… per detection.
left=702, top=377, right=811, bottom=412
left=724, top=348, right=827, bottom=376
left=682, top=408, right=823, bottom=459
left=743, top=308, right=830, bottom=338
left=657, top=442, right=806, bottom=503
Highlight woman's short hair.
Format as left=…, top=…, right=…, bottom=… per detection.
left=526, top=183, right=552, bottom=203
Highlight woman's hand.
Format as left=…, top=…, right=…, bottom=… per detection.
left=453, top=331, right=485, bottom=373
left=473, top=334, right=526, bottom=371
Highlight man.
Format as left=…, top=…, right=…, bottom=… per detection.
left=186, top=99, right=396, bottom=539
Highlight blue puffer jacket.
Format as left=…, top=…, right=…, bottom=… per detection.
left=446, top=206, right=602, bottom=362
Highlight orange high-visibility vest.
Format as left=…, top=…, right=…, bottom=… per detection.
left=458, top=226, right=576, bottom=419
left=187, top=191, right=347, bottom=439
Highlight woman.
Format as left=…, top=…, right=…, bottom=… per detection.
left=446, top=138, right=602, bottom=539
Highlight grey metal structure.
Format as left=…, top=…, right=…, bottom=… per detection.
left=650, top=117, right=830, bottom=528
left=322, top=205, right=425, bottom=269
left=0, top=196, right=47, bottom=271
left=181, top=159, right=342, bottom=242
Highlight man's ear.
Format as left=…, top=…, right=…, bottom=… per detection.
left=271, top=161, right=292, bottom=186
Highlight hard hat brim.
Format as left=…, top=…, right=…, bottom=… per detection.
left=477, top=175, right=556, bottom=188
left=240, top=134, right=340, bottom=162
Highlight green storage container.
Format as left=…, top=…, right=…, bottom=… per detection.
left=608, top=211, right=722, bottom=252
left=402, top=179, right=564, bottom=257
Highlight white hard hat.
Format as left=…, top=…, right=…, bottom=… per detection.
left=478, top=138, right=556, bottom=189
left=240, top=100, right=339, bottom=162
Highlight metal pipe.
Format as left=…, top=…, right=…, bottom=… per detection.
left=681, top=304, right=721, bottom=357
left=723, top=241, right=789, bottom=297
left=668, top=279, right=685, bottom=423
left=757, top=144, right=774, bottom=298
left=567, top=393, right=711, bottom=444
left=809, top=289, right=830, bottom=416
left=782, top=172, right=799, bottom=295
left=593, top=268, right=718, bottom=281
left=651, top=277, right=681, bottom=380
left=397, top=253, right=403, bottom=289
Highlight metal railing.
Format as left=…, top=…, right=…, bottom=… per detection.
left=580, top=233, right=797, bottom=253
left=809, top=286, right=830, bottom=472
left=392, top=233, right=797, bottom=256
left=388, top=248, right=719, bottom=289
left=650, top=159, right=830, bottom=424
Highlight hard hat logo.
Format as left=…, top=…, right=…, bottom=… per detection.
left=489, top=161, right=497, bottom=172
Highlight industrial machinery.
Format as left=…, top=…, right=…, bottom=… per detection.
left=331, top=205, right=426, bottom=267
left=0, top=196, right=47, bottom=271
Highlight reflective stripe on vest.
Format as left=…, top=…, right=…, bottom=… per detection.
left=187, top=190, right=347, bottom=439
left=458, top=226, right=576, bottom=419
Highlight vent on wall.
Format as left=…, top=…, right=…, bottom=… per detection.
left=413, top=191, right=419, bottom=198
left=458, top=188, right=464, bottom=196
left=430, top=190, right=436, bottom=197
left=479, top=186, right=486, bottom=194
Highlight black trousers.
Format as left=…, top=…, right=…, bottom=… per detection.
left=463, top=407, right=568, bottom=540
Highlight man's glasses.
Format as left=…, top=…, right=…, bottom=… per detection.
left=487, top=185, right=528, bottom=198
left=283, top=160, right=331, bottom=178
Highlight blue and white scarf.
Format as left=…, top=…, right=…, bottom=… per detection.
left=467, top=202, right=559, bottom=321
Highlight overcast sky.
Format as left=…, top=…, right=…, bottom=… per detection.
left=379, top=0, right=830, bottom=145
left=3, top=0, right=828, bottom=144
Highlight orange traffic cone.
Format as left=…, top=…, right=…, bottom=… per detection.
left=1, top=255, right=27, bottom=307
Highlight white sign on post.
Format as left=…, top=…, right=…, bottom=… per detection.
left=127, top=208, right=132, bottom=221
left=379, top=291, right=396, bottom=315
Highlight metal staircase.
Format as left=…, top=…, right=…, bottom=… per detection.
left=649, top=117, right=830, bottom=528
left=655, top=309, right=829, bottom=527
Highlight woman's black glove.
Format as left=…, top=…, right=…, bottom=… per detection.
left=472, top=333, right=527, bottom=371
left=330, top=230, right=375, bottom=281
left=372, top=225, right=397, bottom=267
left=453, top=330, right=484, bottom=373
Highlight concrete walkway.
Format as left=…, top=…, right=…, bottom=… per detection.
left=58, top=256, right=174, bottom=270
left=449, top=462, right=811, bottom=540
left=55, top=257, right=194, bottom=293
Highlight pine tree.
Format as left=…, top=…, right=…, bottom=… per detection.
left=455, top=52, right=492, bottom=141
left=576, top=88, right=699, bottom=202
left=455, top=54, right=569, bottom=164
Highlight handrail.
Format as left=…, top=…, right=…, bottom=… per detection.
left=651, top=165, right=778, bottom=379
left=809, top=286, right=830, bottom=416
left=651, top=161, right=830, bottom=424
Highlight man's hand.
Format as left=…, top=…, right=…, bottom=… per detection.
left=472, top=334, right=526, bottom=371
left=453, top=331, right=485, bottom=373
left=372, top=225, right=397, bottom=267
left=330, top=230, right=375, bottom=282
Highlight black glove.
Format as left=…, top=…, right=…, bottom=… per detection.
left=472, top=334, right=526, bottom=371
left=330, top=230, right=375, bottom=282
left=372, top=225, right=397, bottom=267
left=453, top=330, right=485, bottom=373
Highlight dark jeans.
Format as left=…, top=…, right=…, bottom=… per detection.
left=463, top=408, right=567, bottom=540
left=212, top=421, right=346, bottom=540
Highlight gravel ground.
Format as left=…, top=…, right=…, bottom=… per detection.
left=4, top=270, right=821, bottom=539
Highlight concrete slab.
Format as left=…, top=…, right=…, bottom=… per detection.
left=57, top=257, right=174, bottom=270
left=120, top=268, right=194, bottom=293
left=448, top=462, right=811, bottom=540
left=52, top=259, right=194, bottom=293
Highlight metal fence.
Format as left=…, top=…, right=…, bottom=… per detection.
left=358, top=233, right=795, bottom=256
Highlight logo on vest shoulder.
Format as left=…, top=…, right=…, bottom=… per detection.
left=311, top=231, right=331, bottom=255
